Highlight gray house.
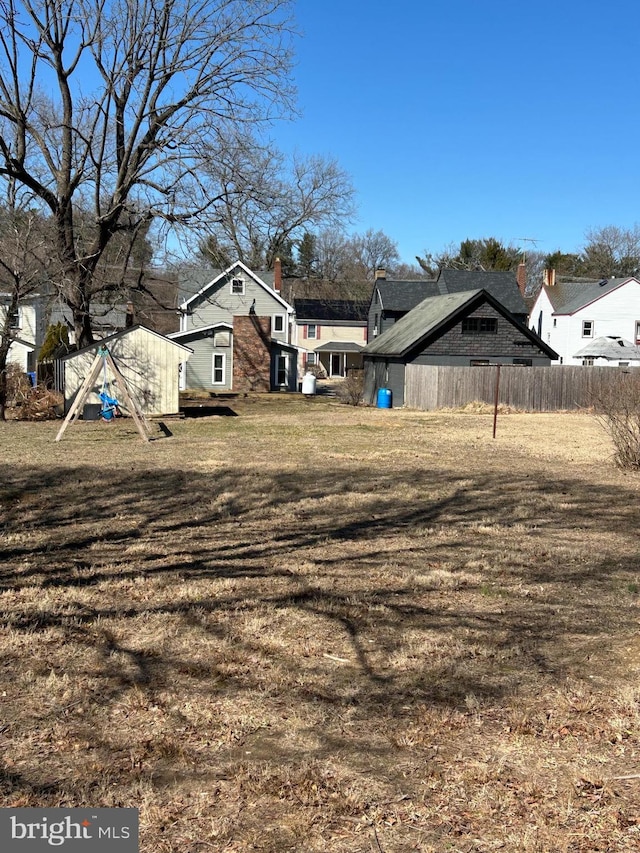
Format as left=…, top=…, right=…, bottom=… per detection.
left=169, top=260, right=298, bottom=392
left=363, top=288, right=558, bottom=406
left=367, top=268, right=528, bottom=342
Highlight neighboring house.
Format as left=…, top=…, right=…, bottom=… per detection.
left=368, top=268, right=528, bottom=342
left=168, top=260, right=298, bottom=392
left=293, top=298, right=369, bottom=377
left=529, top=276, right=640, bottom=365
left=573, top=336, right=640, bottom=367
left=56, top=325, right=192, bottom=416
left=363, top=288, right=557, bottom=407
left=0, top=293, right=45, bottom=372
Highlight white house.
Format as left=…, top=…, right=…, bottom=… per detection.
left=529, top=276, right=640, bottom=365
left=0, top=294, right=43, bottom=373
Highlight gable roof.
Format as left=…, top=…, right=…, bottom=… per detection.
left=179, top=261, right=291, bottom=311
left=542, top=277, right=638, bottom=314
left=436, top=269, right=527, bottom=316
left=59, top=324, right=193, bottom=360
left=573, top=335, right=640, bottom=360
left=374, top=280, right=440, bottom=313
left=294, top=298, right=368, bottom=323
left=364, top=289, right=557, bottom=359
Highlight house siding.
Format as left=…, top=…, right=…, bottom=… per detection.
left=185, top=270, right=290, bottom=343
left=411, top=304, right=539, bottom=361
left=184, top=336, right=233, bottom=391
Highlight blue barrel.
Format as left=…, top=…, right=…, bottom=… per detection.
left=376, top=388, right=392, bottom=409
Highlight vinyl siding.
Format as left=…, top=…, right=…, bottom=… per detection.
left=185, top=271, right=290, bottom=343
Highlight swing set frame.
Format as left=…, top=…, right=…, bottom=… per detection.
left=55, top=346, right=151, bottom=443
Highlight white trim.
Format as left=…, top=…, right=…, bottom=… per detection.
left=582, top=319, right=594, bottom=338
left=169, top=322, right=232, bottom=340
left=212, top=351, right=226, bottom=385
left=230, top=276, right=245, bottom=295
left=272, top=313, right=286, bottom=334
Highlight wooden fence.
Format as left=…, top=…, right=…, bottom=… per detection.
left=405, top=364, right=640, bottom=412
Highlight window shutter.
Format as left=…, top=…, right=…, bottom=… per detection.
left=303, top=325, right=307, bottom=339
left=316, top=325, right=321, bottom=340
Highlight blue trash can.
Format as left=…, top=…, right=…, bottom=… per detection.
left=376, top=388, right=392, bottom=409
left=27, top=371, right=37, bottom=387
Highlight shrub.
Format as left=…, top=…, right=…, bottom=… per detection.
left=337, top=370, right=364, bottom=407
left=592, top=371, right=640, bottom=469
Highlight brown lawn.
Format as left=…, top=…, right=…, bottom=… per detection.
left=1, top=396, right=639, bottom=852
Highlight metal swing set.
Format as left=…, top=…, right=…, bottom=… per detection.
left=55, top=346, right=151, bottom=443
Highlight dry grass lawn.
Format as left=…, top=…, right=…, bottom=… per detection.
left=1, top=396, right=639, bottom=852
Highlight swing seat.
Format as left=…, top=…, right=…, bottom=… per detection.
left=99, top=391, right=121, bottom=420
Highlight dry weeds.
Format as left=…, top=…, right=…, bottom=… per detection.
left=1, top=397, right=639, bottom=851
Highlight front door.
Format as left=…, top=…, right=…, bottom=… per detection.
left=331, top=353, right=343, bottom=377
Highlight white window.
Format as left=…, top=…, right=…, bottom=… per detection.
left=306, top=352, right=316, bottom=366
left=212, top=352, right=226, bottom=385
left=582, top=320, right=594, bottom=338
left=307, top=323, right=317, bottom=339
left=635, top=321, right=640, bottom=344
left=582, top=357, right=595, bottom=366
left=8, top=307, right=20, bottom=329
left=231, top=278, right=244, bottom=295
left=273, top=314, right=285, bottom=334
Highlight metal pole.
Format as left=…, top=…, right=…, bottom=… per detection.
left=493, top=363, right=501, bottom=439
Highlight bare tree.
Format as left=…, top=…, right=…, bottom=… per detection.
left=0, top=203, right=50, bottom=419
left=196, top=129, right=355, bottom=271
left=582, top=225, right=640, bottom=278
left=0, top=0, right=295, bottom=348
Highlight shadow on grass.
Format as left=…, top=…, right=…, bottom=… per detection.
left=1, top=457, right=639, bottom=800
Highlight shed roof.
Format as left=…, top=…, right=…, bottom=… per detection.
left=294, top=298, right=368, bottom=322
left=364, top=289, right=557, bottom=359
left=543, top=277, right=637, bottom=314
left=59, top=324, right=193, bottom=360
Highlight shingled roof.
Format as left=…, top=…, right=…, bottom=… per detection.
left=542, top=278, right=636, bottom=314
left=294, top=298, right=368, bottom=323
left=373, top=269, right=527, bottom=317
left=436, top=269, right=527, bottom=316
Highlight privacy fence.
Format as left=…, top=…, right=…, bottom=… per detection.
left=404, top=365, right=640, bottom=412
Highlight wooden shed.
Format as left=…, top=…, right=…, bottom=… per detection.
left=56, top=325, right=193, bottom=416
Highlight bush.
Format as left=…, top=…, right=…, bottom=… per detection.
left=337, top=370, right=364, bottom=406
left=592, top=372, right=640, bottom=468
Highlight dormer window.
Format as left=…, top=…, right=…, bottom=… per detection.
left=231, top=278, right=244, bottom=295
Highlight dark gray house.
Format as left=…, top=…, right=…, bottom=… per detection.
left=367, top=268, right=528, bottom=343
left=363, top=288, right=558, bottom=406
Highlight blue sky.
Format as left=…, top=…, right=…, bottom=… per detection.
left=276, top=0, right=640, bottom=265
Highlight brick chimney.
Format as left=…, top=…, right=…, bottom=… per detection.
left=516, top=263, right=526, bottom=297
left=273, top=257, right=282, bottom=292
left=543, top=268, right=556, bottom=288
left=233, top=315, right=272, bottom=392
